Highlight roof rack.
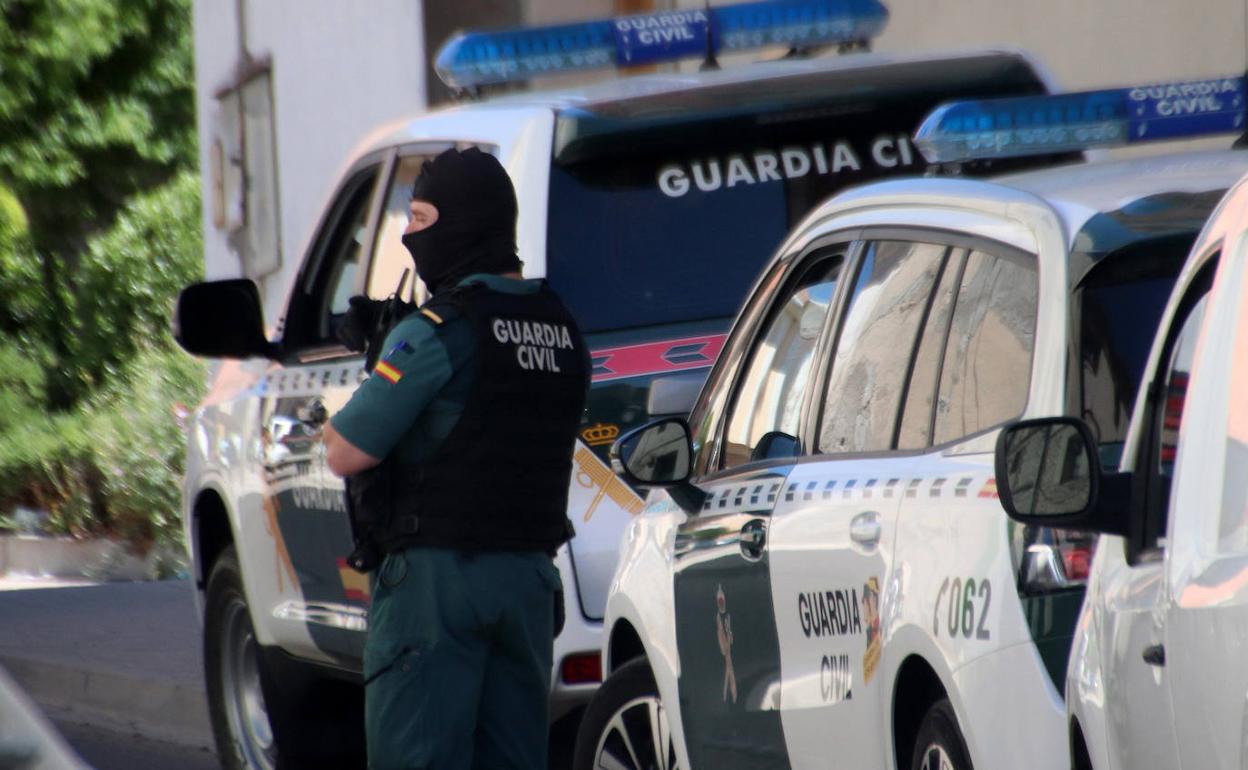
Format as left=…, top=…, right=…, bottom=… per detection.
left=434, top=0, right=888, bottom=91
left=914, top=75, right=1247, bottom=162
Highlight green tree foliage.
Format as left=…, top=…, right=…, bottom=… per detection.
left=0, top=172, right=205, bottom=548
left=0, top=0, right=200, bottom=551
left=0, top=0, right=195, bottom=409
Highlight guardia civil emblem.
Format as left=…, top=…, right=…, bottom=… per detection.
left=862, top=576, right=882, bottom=684
left=716, top=583, right=737, bottom=703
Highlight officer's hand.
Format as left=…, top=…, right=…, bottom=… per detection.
left=335, top=295, right=384, bottom=352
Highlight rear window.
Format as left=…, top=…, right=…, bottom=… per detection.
left=1076, top=241, right=1191, bottom=469
left=546, top=65, right=1073, bottom=333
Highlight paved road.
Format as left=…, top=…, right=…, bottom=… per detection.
left=0, top=580, right=213, bottom=751
left=52, top=714, right=219, bottom=770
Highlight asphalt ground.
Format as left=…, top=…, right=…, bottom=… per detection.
left=0, top=579, right=213, bottom=750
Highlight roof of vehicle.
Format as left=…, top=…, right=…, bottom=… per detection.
left=486, top=47, right=1045, bottom=114
left=809, top=149, right=1248, bottom=261
left=997, top=150, right=1248, bottom=256
left=365, top=48, right=1052, bottom=156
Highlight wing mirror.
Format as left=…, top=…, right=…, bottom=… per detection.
left=174, top=279, right=278, bottom=360
left=994, top=417, right=1130, bottom=536
left=610, top=417, right=707, bottom=513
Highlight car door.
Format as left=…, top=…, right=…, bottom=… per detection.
left=673, top=246, right=850, bottom=770
left=769, top=238, right=953, bottom=769
left=1163, top=246, right=1248, bottom=768
left=261, top=149, right=440, bottom=664
left=1093, top=262, right=1219, bottom=770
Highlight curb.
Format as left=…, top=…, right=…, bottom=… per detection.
left=0, top=654, right=213, bottom=750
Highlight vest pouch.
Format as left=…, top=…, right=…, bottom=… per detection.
left=345, top=461, right=394, bottom=573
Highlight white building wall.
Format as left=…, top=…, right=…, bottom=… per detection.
left=193, top=0, right=427, bottom=323
left=877, top=0, right=1246, bottom=91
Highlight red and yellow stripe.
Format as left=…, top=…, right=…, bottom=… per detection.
left=375, top=360, right=403, bottom=384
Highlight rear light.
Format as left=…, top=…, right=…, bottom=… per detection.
left=1014, top=528, right=1098, bottom=593
left=1061, top=545, right=1093, bottom=582
left=561, top=653, right=603, bottom=685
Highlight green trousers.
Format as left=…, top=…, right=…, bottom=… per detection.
left=364, top=548, right=560, bottom=770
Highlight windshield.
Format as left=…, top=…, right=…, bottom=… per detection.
left=1076, top=242, right=1191, bottom=470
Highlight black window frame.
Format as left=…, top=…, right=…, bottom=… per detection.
left=281, top=150, right=393, bottom=361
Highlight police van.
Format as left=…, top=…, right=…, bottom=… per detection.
left=591, top=75, right=1248, bottom=770
left=172, top=2, right=1080, bottom=767
left=996, top=148, right=1248, bottom=768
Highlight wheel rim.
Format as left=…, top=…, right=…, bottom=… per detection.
left=917, top=743, right=955, bottom=770
left=591, top=694, right=681, bottom=770
left=220, top=595, right=277, bottom=770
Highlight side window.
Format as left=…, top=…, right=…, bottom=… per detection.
left=719, top=253, right=845, bottom=471
left=285, top=165, right=382, bottom=350
left=689, top=262, right=789, bottom=477
left=366, top=146, right=491, bottom=303
left=367, top=154, right=428, bottom=302
left=932, top=249, right=1038, bottom=444
left=818, top=240, right=945, bottom=455
left=1153, top=291, right=1208, bottom=531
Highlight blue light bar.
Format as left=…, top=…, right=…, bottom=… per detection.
left=914, top=76, right=1247, bottom=162
left=434, top=0, right=889, bottom=89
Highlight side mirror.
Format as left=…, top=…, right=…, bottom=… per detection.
left=174, top=279, right=278, bottom=359
left=610, top=418, right=707, bottom=513
left=611, top=417, right=693, bottom=486
left=994, top=417, right=1130, bottom=535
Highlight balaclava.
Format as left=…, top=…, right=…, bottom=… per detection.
left=402, top=147, right=521, bottom=294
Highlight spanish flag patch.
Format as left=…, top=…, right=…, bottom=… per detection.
left=375, top=360, right=403, bottom=384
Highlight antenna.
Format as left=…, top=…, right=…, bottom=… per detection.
left=699, top=0, right=719, bottom=72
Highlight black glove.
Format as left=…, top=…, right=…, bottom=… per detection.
left=335, top=295, right=384, bottom=352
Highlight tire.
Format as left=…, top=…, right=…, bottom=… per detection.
left=910, top=698, right=974, bottom=770
left=204, top=546, right=280, bottom=770
left=572, top=657, right=681, bottom=770
left=204, top=546, right=364, bottom=770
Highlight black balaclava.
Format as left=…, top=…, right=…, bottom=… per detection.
left=402, top=147, right=521, bottom=295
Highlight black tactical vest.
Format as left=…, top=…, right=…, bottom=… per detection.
left=347, top=280, right=589, bottom=567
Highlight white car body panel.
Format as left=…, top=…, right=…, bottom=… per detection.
left=603, top=153, right=1248, bottom=770
left=1071, top=173, right=1248, bottom=770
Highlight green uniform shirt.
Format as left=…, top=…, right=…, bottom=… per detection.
left=331, top=273, right=542, bottom=463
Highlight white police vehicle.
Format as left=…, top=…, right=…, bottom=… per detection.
left=172, top=2, right=1080, bottom=767
left=589, top=75, right=1248, bottom=770
left=996, top=145, right=1248, bottom=769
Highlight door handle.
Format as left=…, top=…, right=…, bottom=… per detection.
left=1142, top=644, right=1166, bottom=667
left=850, top=511, right=882, bottom=548
left=739, top=519, right=767, bottom=560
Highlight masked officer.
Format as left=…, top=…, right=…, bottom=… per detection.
left=323, top=147, right=589, bottom=770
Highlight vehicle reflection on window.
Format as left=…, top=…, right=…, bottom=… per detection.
left=819, top=241, right=944, bottom=454
left=721, top=254, right=844, bottom=470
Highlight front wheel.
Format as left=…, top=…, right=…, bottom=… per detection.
left=203, top=546, right=364, bottom=770
left=204, top=546, right=278, bottom=770
left=910, top=698, right=974, bottom=770
left=573, top=657, right=681, bottom=770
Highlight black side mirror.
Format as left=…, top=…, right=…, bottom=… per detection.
left=610, top=418, right=707, bottom=513
left=611, top=417, right=693, bottom=486
left=994, top=416, right=1130, bottom=536
left=174, top=279, right=278, bottom=359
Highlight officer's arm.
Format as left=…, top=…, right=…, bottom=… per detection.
left=324, top=422, right=382, bottom=477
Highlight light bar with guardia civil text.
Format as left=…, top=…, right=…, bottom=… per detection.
left=913, top=76, right=1247, bottom=162
left=434, top=0, right=889, bottom=89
